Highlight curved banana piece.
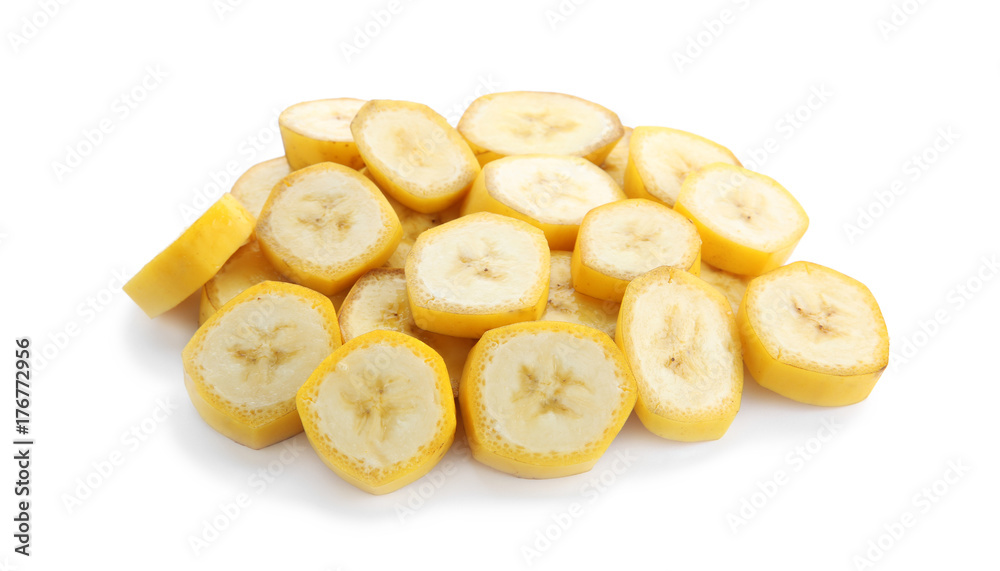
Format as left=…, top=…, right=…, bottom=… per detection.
left=124, top=193, right=255, bottom=318
left=230, top=156, right=292, bottom=219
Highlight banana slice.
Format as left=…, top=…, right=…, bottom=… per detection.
left=624, top=127, right=740, bottom=207
left=616, top=267, right=743, bottom=441
left=699, top=261, right=749, bottom=315
left=458, top=91, right=623, bottom=166
left=124, top=193, right=255, bottom=318
left=675, top=163, right=808, bottom=276
left=460, top=154, right=626, bottom=250
left=460, top=321, right=637, bottom=478
left=737, top=261, right=889, bottom=406
left=541, top=251, right=619, bottom=338
left=338, top=268, right=475, bottom=397
left=255, top=162, right=402, bottom=296
left=279, top=98, right=367, bottom=170
left=230, top=156, right=293, bottom=219
left=405, top=212, right=550, bottom=338
left=600, top=126, right=632, bottom=187
left=182, top=281, right=342, bottom=449
left=199, top=239, right=286, bottom=324
left=351, top=100, right=480, bottom=213
left=571, top=199, right=701, bottom=302
left=296, top=330, right=456, bottom=495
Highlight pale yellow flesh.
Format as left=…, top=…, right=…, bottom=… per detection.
left=459, top=91, right=623, bottom=163
left=627, top=127, right=739, bottom=206
left=230, top=157, right=292, bottom=219
left=580, top=199, right=700, bottom=281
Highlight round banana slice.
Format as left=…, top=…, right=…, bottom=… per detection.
left=541, top=251, right=619, bottom=338
left=255, top=162, right=402, bottom=296
left=460, top=155, right=626, bottom=250
left=737, top=261, right=889, bottom=406
left=351, top=100, right=480, bottom=213
left=199, top=239, right=286, bottom=324
left=124, top=193, right=255, bottom=318
left=460, top=321, right=637, bottom=478
left=405, top=212, right=550, bottom=338
left=600, top=126, right=632, bottom=187
left=699, top=261, right=749, bottom=316
left=571, top=199, right=701, bottom=302
left=616, top=267, right=743, bottom=441
left=296, top=330, right=456, bottom=495
left=279, top=98, right=367, bottom=170
left=230, top=156, right=292, bottom=219
left=675, top=163, right=809, bottom=276
left=182, top=281, right=342, bottom=449
left=457, top=91, right=624, bottom=166
left=338, top=268, right=475, bottom=398
left=624, top=126, right=740, bottom=207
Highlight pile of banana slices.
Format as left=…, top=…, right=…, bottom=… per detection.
left=124, top=92, right=889, bottom=495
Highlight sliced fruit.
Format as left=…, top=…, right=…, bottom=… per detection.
left=571, top=199, right=701, bottom=302
left=675, top=163, right=808, bottom=276
left=338, top=268, right=475, bottom=397
left=255, top=162, right=402, bottom=296
left=199, top=240, right=286, bottom=325
left=182, top=281, right=341, bottom=449
left=230, top=156, right=292, bottom=219
left=457, top=91, right=624, bottom=165
left=624, top=127, right=740, bottom=207
left=279, top=98, right=367, bottom=170
left=737, top=261, right=889, bottom=406
left=460, top=154, right=626, bottom=250
left=541, top=251, right=619, bottom=338
left=405, top=212, right=550, bottom=338
left=351, top=99, right=479, bottom=213
left=699, top=261, right=749, bottom=316
left=124, top=193, right=255, bottom=318
left=297, top=330, right=456, bottom=495
left=616, top=267, right=743, bottom=441
left=460, top=320, right=637, bottom=478
left=600, top=126, right=632, bottom=187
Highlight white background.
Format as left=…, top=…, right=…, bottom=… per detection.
left=2, top=0, right=999, bottom=569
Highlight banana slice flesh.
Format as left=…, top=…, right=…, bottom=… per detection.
left=458, top=91, right=624, bottom=165
left=572, top=198, right=701, bottom=302
left=255, top=162, right=402, bottom=295
left=460, top=321, right=637, bottom=478
left=676, top=163, right=808, bottom=276
left=541, top=251, right=619, bottom=338
left=338, top=268, right=475, bottom=397
left=461, top=154, right=626, bottom=250
left=738, top=261, right=889, bottom=406
left=601, top=126, right=632, bottom=187
left=124, top=193, right=255, bottom=318
left=182, top=281, right=342, bottom=449
left=624, top=126, right=739, bottom=207
left=698, top=261, right=749, bottom=316
left=297, top=331, right=456, bottom=495
left=352, top=100, right=480, bottom=213
left=616, top=267, right=742, bottom=441
left=405, top=212, right=550, bottom=338
left=230, top=156, right=292, bottom=219
left=279, top=98, right=367, bottom=170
